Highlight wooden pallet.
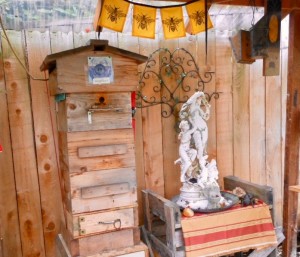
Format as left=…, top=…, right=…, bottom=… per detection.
left=142, top=176, right=285, bottom=257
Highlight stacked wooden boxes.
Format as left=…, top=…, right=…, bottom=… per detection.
left=41, top=40, right=148, bottom=257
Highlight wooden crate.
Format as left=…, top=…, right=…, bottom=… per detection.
left=65, top=205, right=139, bottom=238
left=57, top=92, right=132, bottom=132
left=142, top=176, right=285, bottom=257
left=58, top=129, right=137, bottom=214
left=60, top=226, right=141, bottom=257
left=142, top=190, right=184, bottom=257
left=59, top=129, right=136, bottom=173
left=56, top=233, right=149, bottom=257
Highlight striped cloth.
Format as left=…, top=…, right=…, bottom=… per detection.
left=181, top=203, right=278, bottom=257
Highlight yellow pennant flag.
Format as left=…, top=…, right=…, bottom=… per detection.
left=186, top=0, right=213, bottom=35
left=161, top=6, right=186, bottom=39
left=98, top=0, right=129, bottom=32
left=132, top=5, right=156, bottom=39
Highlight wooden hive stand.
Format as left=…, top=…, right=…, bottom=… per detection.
left=142, top=176, right=284, bottom=257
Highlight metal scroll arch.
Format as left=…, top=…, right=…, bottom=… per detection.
left=136, top=47, right=219, bottom=118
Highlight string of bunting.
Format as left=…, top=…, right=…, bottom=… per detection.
left=98, top=0, right=213, bottom=39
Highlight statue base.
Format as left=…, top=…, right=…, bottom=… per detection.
left=175, top=182, right=239, bottom=213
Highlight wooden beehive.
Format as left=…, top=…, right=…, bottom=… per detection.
left=41, top=40, right=148, bottom=257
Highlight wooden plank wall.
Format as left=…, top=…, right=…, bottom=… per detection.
left=0, top=29, right=97, bottom=257
left=0, top=15, right=289, bottom=257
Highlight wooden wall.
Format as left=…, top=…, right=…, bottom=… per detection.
left=0, top=16, right=289, bottom=257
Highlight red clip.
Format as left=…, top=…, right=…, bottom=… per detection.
left=0, top=144, right=2, bottom=153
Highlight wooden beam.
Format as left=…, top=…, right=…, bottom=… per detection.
left=282, top=9, right=300, bottom=257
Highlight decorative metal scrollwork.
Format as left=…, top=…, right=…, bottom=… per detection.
left=136, top=47, right=219, bottom=118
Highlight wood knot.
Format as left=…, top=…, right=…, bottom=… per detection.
left=4, top=61, right=11, bottom=69
left=46, top=221, right=55, bottom=231
left=44, top=163, right=51, bottom=171
left=11, top=82, right=17, bottom=88
left=68, top=103, right=77, bottom=110
left=40, top=135, right=48, bottom=143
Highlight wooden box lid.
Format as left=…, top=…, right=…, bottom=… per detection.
left=41, top=40, right=148, bottom=95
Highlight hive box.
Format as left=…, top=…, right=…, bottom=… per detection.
left=41, top=40, right=148, bottom=256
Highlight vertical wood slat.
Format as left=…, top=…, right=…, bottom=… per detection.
left=50, top=31, right=74, bottom=54
left=135, top=37, right=150, bottom=225
left=0, top=34, right=22, bottom=257
left=215, top=34, right=233, bottom=187
left=280, top=18, right=289, bottom=232
left=159, top=37, right=181, bottom=200
left=191, top=29, right=217, bottom=163
left=266, top=73, right=282, bottom=227
left=73, top=31, right=97, bottom=49
left=139, top=37, right=165, bottom=197
left=282, top=10, right=300, bottom=257
left=232, top=61, right=250, bottom=180
left=2, top=30, right=46, bottom=257
left=249, top=60, right=266, bottom=185
left=25, top=30, right=63, bottom=257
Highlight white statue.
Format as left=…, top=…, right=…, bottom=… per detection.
left=175, top=91, right=231, bottom=211
left=174, top=120, right=197, bottom=182
left=179, top=91, right=210, bottom=167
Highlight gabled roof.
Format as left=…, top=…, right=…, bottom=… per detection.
left=40, top=39, right=148, bottom=72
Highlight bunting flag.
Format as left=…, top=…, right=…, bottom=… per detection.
left=186, top=0, right=213, bottom=35
left=132, top=5, right=156, bottom=39
left=161, top=6, right=186, bottom=39
left=98, top=0, right=130, bottom=32
left=97, top=0, right=213, bottom=39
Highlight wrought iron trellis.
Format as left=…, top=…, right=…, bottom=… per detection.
left=136, top=47, right=219, bottom=118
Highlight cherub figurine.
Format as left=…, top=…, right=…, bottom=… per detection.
left=188, top=92, right=210, bottom=164
left=174, top=120, right=197, bottom=182
left=179, top=92, right=211, bottom=167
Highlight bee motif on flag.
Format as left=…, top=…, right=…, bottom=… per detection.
left=105, top=5, right=127, bottom=23
left=162, top=17, right=183, bottom=32
left=189, top=10, right=205, bottom=26
left=133, top=13, right=155, bottom=30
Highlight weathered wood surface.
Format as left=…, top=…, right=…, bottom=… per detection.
left=160, top=37, right=182, bottom=201
left=232, top=60, right=250, bottom=181
left=249, top=60, right=266, bottom=185
left=2, top=30, right=46, bottom=257
left=215, top=32, right=234, bottom=187
left=26, top=30, right=64, bottom=257
left=57, top=233, right=149, bottom=257
left=139, top=36, right=165, bottom=197
left=63, top=130, right=136, bottom=173
left=282, top=10, right=300, bottom=257
left=58, top=92, right=132, bottom=132
left=0, top=16, right=292, bottom=257
left=62, top=226, right=140, bottom=257
left=66, top=205, right=138, bottom=237
left=142, top=189, right=184, bottom=257
left=67, top=166, right=137, bottom=213
left=0, top=32, right=22, bottom=257
left=54, top=51, right=143, bottom=92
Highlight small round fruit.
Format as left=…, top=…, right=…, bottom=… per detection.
left=182, top=207, right=194, bottom=217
